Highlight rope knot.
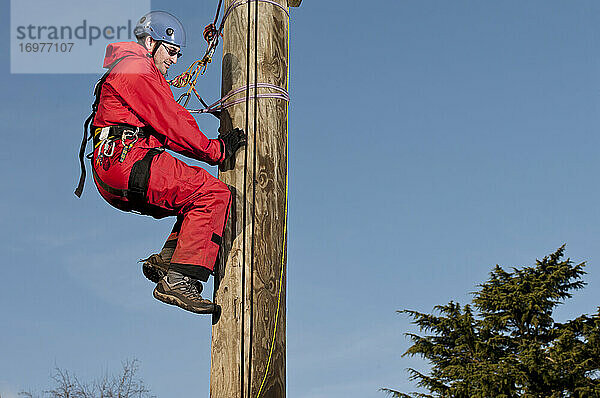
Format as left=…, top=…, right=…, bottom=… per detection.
left=203, top=24, right=218, bottom=43
left=169, top=72, right=192, bottom=88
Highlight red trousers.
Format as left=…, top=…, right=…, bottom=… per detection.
left=93, top=144, right=230, bottom=279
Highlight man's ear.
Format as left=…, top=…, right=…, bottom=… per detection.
left=144, top=36, right=154, bottom=52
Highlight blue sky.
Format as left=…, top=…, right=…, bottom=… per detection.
left=1, top=1, right=600, bottom=397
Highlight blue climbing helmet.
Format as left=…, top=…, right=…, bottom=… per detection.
left=134, top=11, right=186, bottom=47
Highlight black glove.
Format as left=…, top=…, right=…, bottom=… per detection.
left=218, top=128, right=247, bottom=161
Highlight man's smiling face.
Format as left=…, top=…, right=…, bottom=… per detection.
left=145, top=37, right=181, bottom=76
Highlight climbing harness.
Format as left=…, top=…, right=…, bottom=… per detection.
left=92, top=125, right=150, bottom=165
left=91, top=144, right=164, bottom=215
left=75, top=55, right=132, bottom=197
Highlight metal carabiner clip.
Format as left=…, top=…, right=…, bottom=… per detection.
left=119, top=128, right=139, bottom=163
left=102, top=139, right=116, bottom=157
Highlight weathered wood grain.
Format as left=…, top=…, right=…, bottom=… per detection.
left=211, top=0, right=289, bottom=397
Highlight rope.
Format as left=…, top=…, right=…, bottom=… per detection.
left=168, top=0, right=290, bottom=111
left=213, top=0, right=224, bottom=25
left=251, top=2, right=289, bottom=397
left=224, top=0, right=289, bottom=19
left=167, top=0, right=224, bottom=108
left=188, top=83, right=289, bottom=114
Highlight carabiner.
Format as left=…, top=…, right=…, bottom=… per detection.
left=102, top=140, right=115, bottom=157
left=119, top=129, right=139, bottom=163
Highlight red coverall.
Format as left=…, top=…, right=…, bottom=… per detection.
left=92, top=41, right=230, bottom=281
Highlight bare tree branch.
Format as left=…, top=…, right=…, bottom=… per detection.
left=20, top=359, right=154, bottom=398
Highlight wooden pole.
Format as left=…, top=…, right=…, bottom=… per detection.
left=210, top=1, right=300, bottom=397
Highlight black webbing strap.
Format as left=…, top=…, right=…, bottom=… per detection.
left=75, top=55, right=131, bottom=198
left=90, top=148, right=162, bottom=214
left=91, top=125, right=152, bottom=148
left=127, top=148, right=162, bottom=208
left=91, top=167, right=128, bottom=198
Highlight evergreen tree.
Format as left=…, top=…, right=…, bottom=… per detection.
left=383, top=246, right=600, bottom=398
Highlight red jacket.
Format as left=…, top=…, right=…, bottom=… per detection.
left=93, top=41, right=224, bottom=165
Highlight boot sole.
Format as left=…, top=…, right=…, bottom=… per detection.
left=153, top=283, right=217, bottom=314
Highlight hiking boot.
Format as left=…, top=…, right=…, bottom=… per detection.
left=140, top=254, right=170, bottom=283
left=140, top=254, right=204, bottom=293
left=153, top=270, right=215, bottom=314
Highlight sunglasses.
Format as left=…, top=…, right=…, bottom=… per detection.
left=161, top=42, right=182, bottom=58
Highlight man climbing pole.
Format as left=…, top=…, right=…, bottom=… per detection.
left=75, top=10, right=246, bottom=314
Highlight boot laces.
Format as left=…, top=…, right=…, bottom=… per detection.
left=165, top=271, right=203, bottom=299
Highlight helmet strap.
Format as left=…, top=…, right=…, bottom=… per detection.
left=151, top=40, right=162, bottom=58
